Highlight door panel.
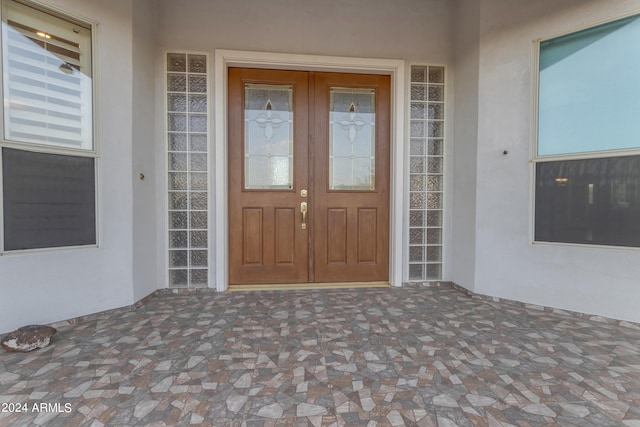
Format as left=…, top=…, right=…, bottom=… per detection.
left=242, top=208, right=263, bottom=265
left=275, top=208, right=295, bottom=265
left=357, top=208, right=377, bottom=263
left=229, top=68, right=309, bottom=284
left=312, top=72, right=390, bottom=282
left=327, top=208, right=348, bottom=264
left=228, top=68, right=389, bottom=285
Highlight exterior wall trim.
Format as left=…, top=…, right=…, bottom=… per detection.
left=214, top=49, right=406, bottom=291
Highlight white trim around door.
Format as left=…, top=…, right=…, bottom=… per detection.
left=213, top=49, right=406, bottom=292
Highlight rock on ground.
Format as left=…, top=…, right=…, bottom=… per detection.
left=1, top=325, right=57, bottom=352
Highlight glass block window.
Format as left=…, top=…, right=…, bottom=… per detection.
left=166, top=53, right=209, bottom=287
left=408, top=65, right=445, bottom=281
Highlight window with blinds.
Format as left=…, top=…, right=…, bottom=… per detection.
left=0, top=0, right=96, bottom=252
left=534, top=13, right=640, bottom=248
left=1, top=0, right=93, bottom=150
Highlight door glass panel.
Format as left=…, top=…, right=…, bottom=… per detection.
left=244, top=84, right=293, bottom=189
left=329, top=87, right=376, bottom=190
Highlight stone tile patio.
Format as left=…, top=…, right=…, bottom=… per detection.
left=1, top=284, right=640, bottom=426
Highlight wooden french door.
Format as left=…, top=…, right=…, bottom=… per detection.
left=228, top=68, right=390, bottom=285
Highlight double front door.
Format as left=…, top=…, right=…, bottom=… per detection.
left=228, top=68, right=390, bottom=285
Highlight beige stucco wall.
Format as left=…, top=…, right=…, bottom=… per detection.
left=0, top=0, right=141, bottom=332
left=132, top=0, right=159, bottom=301
left=3, top=0, right=640, bottom=332
left=152, top=0, right=457, bottom=289
left=461, top=0, right=640, bottom=322
left=154, top=0, right=453, bottom=63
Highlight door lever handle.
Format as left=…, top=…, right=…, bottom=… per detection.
left=301, top=202, right=308, bottom=230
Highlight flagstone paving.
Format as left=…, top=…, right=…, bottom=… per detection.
left=1, top=284, right=640, bottom=426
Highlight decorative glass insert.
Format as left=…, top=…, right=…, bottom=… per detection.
left=244, top=84, right=293, bottom=190
left=166, top=53, right=208, bottom=287
left=408, top=65, right=445, bottom=281
left=329, top=88, right=376, bottom=190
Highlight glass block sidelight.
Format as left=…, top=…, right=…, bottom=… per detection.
left=166, top=53, right=209, bottom=287
left=408, top=65, right=445, bottom=281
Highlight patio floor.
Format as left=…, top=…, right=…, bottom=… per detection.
left=1, top=284, right=640, bottom=426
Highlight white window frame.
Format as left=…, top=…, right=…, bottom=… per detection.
left=0, top=0, right=99, bottom=255
left=531, top=11, right=640, bottom=249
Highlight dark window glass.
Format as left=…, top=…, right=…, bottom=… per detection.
left=2, top=148, right=96, bottom=250
left=535, top=156, right=640, bottom=247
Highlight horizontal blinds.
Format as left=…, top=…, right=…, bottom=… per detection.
left=2, top=0, right=92, bottom=150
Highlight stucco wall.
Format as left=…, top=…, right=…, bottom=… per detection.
left=471, top=0, right=640, bottom=322
left=1, top=0, right=454, bottom=332
left=4, top=0, right=637, bottom=333
left=0, top=0, right=138, bottom=333
left=155, top=0, right=453, bottom=62
left=132, top=0, right=159, bottom=301
left=451, top=0, right=481, bottom=291
left=153, top=0, right=456, bottom=288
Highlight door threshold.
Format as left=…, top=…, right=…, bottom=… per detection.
left=228, top=281, right=390, bottom=291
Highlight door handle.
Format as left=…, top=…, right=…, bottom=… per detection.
left=301, top=202, right=308, bottom=230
